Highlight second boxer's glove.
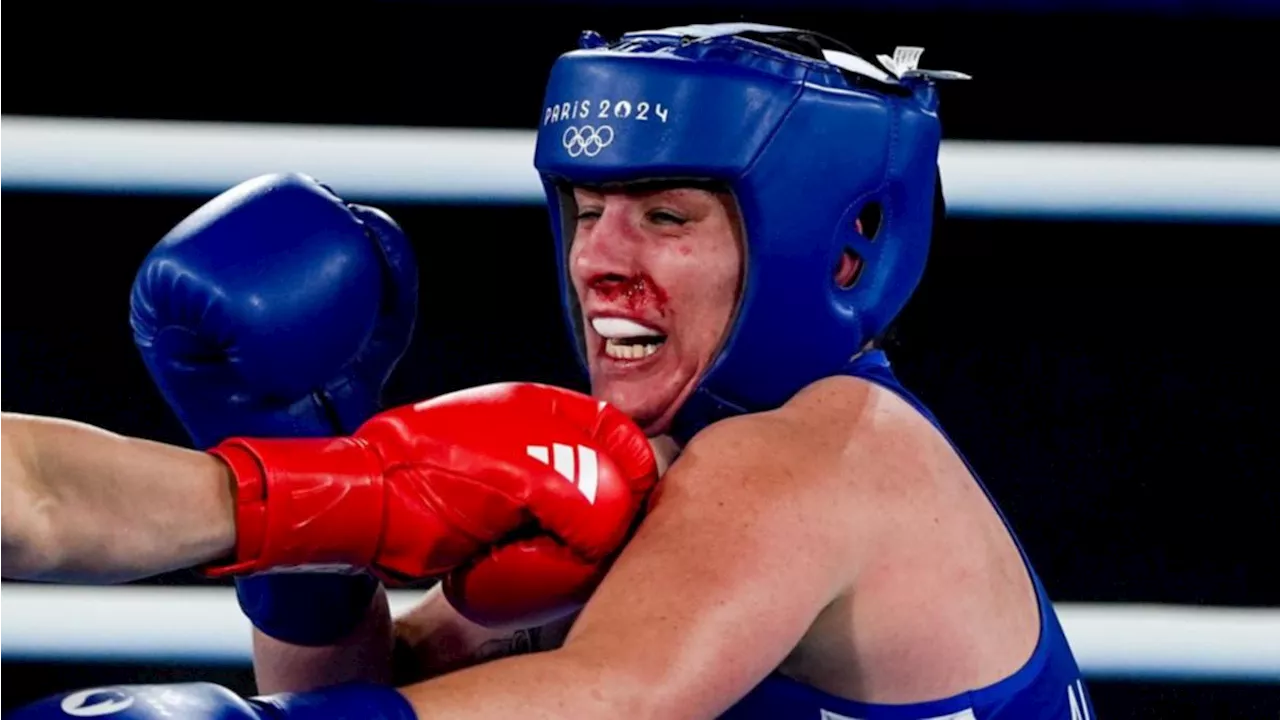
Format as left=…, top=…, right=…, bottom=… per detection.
left=130, top=172, right=418, bottom=645
left=8, top=682, right=414, bottom=720
left=205, top=382, right=659, bottom=629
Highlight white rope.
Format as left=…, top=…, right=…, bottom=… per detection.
left=0, top=117, right=539, bottom=204
left=1061, top=603, right=1280, bottom=682
left=2, top=584, right=1278, bottom=681
left=3, top=115, right=1279, bottom=223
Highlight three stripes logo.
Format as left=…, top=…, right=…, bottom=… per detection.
left=526, top=443, right=599, bottom=503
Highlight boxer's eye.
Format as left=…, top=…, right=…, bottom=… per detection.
left=648, top=210, right=686, bottom=225
left=576, top=209, right=603, bottom=222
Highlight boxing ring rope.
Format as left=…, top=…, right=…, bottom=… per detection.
left=2, top=115, right=1279, bottom=684
left=4, top=115, right=1280, bottom=224
left=2, top=585, right=1279, bottom=683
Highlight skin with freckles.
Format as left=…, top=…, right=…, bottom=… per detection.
left=569, top=185, right=744, bottom=435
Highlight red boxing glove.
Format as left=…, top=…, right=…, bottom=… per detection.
left=204, top=382, right=657, bottom=626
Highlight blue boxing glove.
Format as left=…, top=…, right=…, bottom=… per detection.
left=9, top=682, right=415, bottom=720
left=130, top=173, right=419, bottom=645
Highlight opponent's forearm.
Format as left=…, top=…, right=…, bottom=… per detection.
left=251, top=585, right=396, bottom=694
left=0, top=413, right=236, bottom=583
left=392, top=585, right=575, bottom=682
left=250, top=582, right=572, bottom=695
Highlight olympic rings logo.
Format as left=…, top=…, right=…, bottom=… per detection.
left=562, top=125, right=614, bottom=158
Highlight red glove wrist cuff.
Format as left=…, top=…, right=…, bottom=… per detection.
left=203, top=437, right=385, bottom=577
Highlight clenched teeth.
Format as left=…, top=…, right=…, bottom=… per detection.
left=605, top=338, right=663, bottom=359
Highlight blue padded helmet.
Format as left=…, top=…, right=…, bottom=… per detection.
left=533, top=23, right=966, bottom=443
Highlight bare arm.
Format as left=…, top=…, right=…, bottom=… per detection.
left=388, top=388, right=872, bottom=718
left=252, top=580, right=580, bottom=691
left=0, top=412, right=236, bottom=583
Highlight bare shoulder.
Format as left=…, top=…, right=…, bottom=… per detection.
left=656, top=374, right=944, bottom=531
left=681, top=374, right=951, bottom=500
left=785, top=374, right=962, bottom=487
left=639, top=374, right=955, bottom=599
left=781, top=374, right=934, bottom=443
left=679, top=375, right=890, bottom=466
left=673, top=373, right=982, bottom=557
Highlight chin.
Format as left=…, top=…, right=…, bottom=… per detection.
left=593, top=376, right=693, bottom=435
left=595, top=388, right=670, bottom=434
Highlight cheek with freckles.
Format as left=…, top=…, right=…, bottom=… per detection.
left=667, top=253, right=740, bottom=362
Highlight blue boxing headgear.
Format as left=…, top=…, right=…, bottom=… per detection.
left=534, top=23, right=967, bottom=443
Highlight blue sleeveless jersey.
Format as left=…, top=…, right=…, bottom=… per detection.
left=720, top=350, right=1096, bottom=719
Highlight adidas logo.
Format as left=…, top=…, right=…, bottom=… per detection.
left=526, top=443, right=598, bottom=503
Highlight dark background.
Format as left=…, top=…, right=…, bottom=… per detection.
left=3, top=1, right=1278, bottom=717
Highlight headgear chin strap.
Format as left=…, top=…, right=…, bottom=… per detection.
left=533, top=23, right=967, bottom=444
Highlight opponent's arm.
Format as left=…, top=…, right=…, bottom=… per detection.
left=389, top=379, right=882, bottom=718
left=249, top=583, right=576, bottom=692
left=391, top=585, right=578, bottom=681
left=0, top=413, right=235, bottom=583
